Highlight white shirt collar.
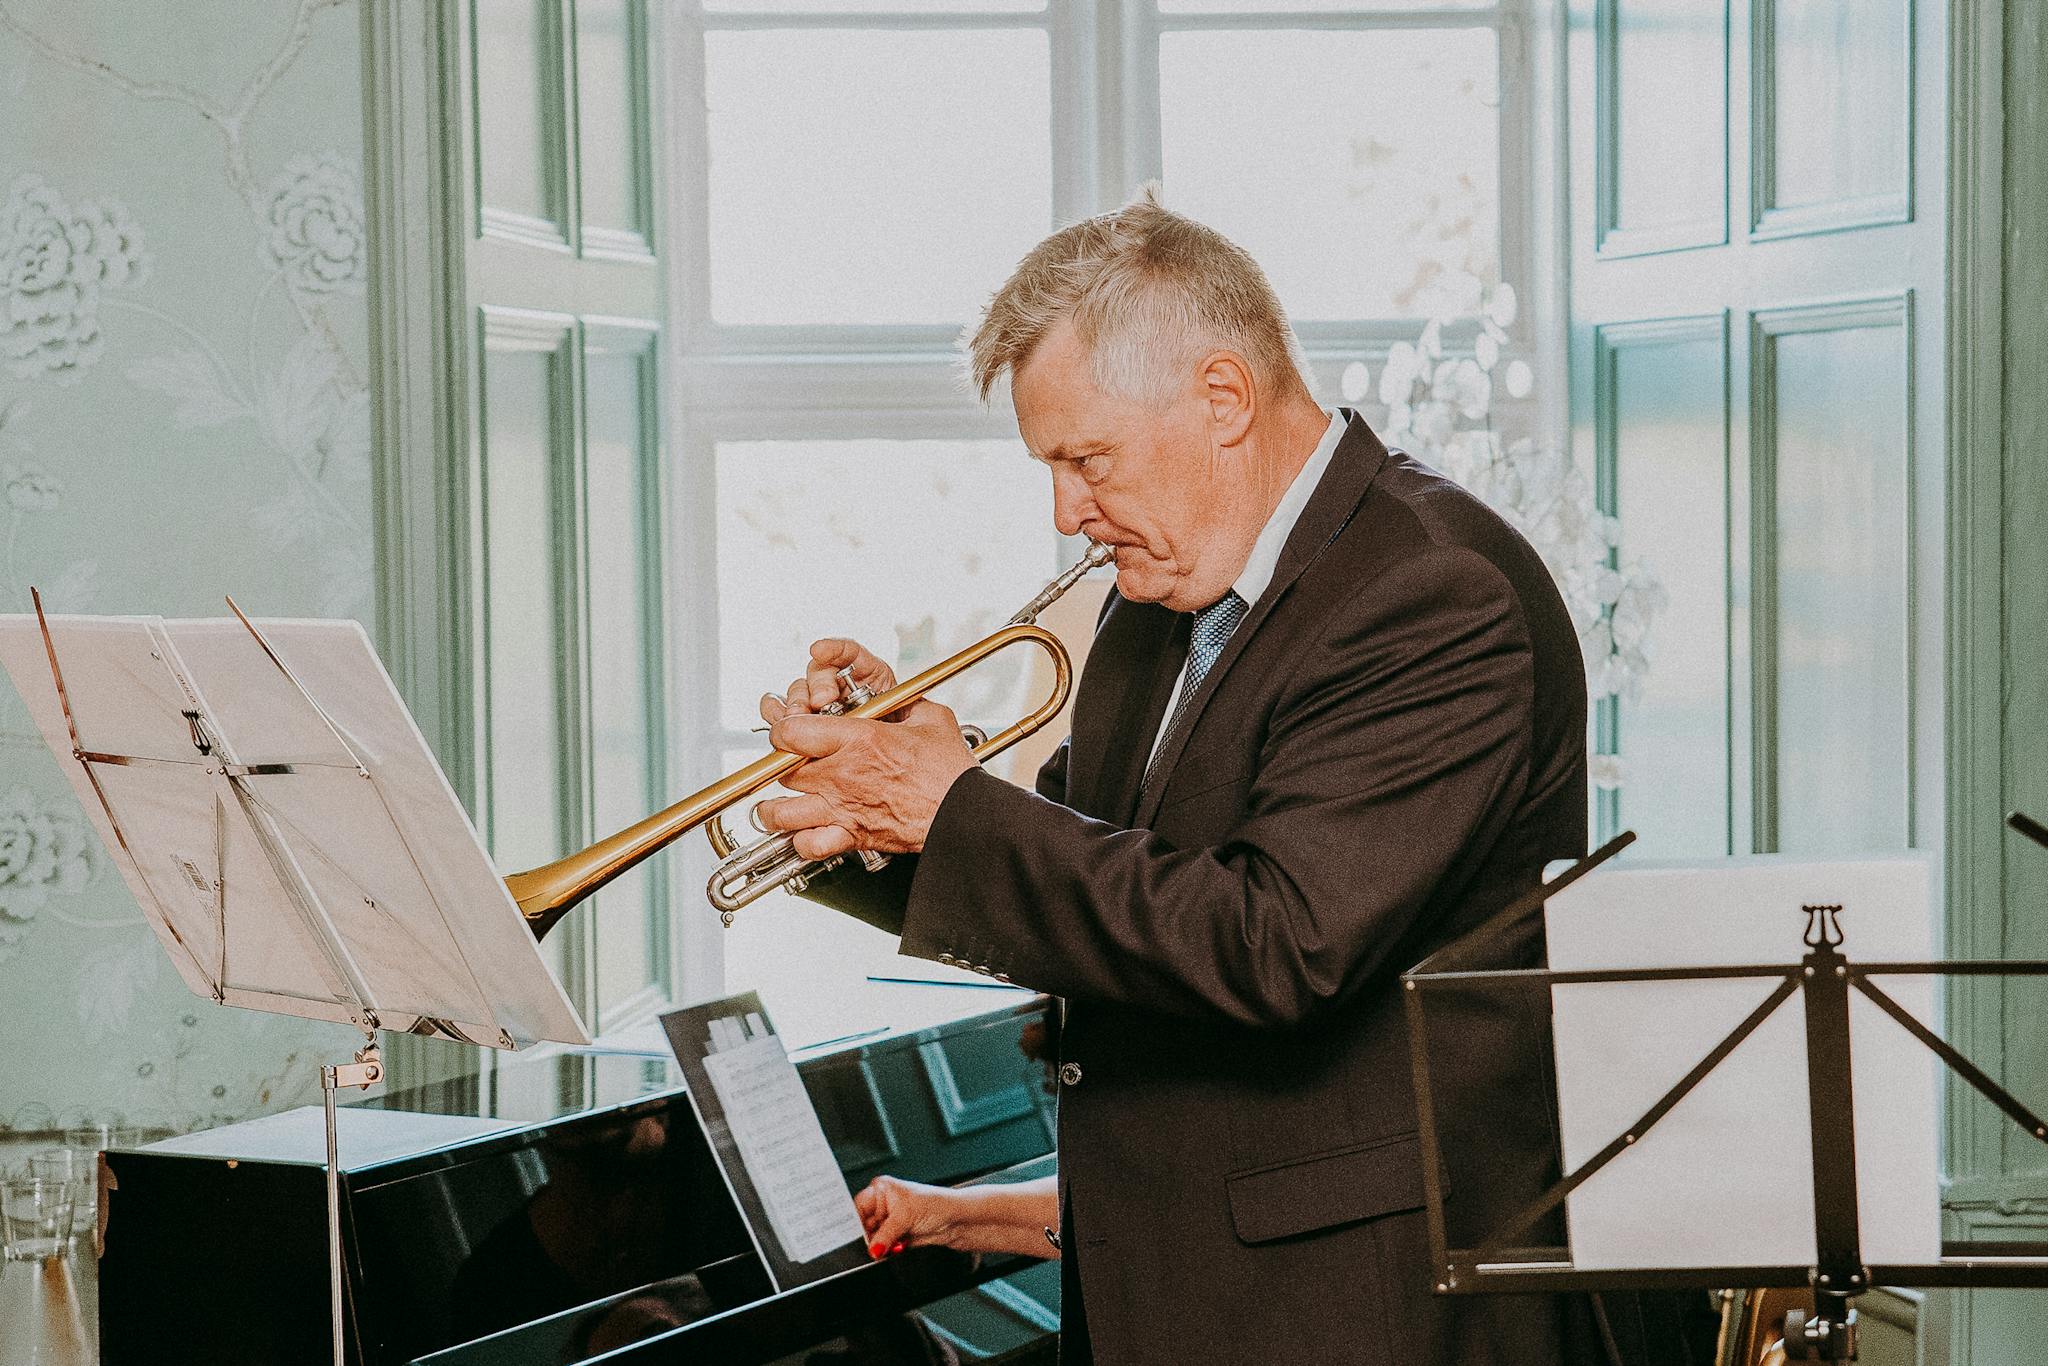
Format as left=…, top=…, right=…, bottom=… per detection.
left=1229, top=407, right=1345, bottom=610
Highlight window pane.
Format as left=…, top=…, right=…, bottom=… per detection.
left=712, top=439, right=1059, bottom=733
left=1159, top=29, right=1500, bottom=321
left=1162, top=0, right=1490, bottom=10
left=709, top=0, right=1040, bottom=12
left=705, top=31, right=1053, bottom=324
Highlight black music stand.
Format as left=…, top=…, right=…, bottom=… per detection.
left=1403, top=819, right=2048, bottom=1362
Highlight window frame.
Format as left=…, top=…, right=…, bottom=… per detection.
left=657, top=0, right=1538, bottom=990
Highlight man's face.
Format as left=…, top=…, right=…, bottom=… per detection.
left=1010, top=320, right=1229, bottom=610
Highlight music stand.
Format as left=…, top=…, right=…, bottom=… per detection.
left=1403, top=826, right=2048, bottom=1361
left=0, top=596, right=590, bottom=1366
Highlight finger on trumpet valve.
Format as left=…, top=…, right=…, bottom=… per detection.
left=749, top=802, right=771, bottom=834
left=835, top=666, right=873, bottom=709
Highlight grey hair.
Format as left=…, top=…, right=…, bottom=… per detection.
left=963, top=185, right=1310, bottom=407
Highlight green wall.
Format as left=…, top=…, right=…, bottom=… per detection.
left=0, top=0, right=371, bottom=1140
left=1941, top=1, right=2048, bottom=1358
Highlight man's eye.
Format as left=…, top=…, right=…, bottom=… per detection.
left=1079, top=453, right=1109, bottom=481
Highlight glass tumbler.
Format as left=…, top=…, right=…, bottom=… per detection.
left=1, top=1176, right=75, bottom=1263
left=27, top=1149, right=92, bottom=1250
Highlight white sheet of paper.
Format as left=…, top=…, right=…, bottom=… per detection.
left=0, top=613, right=587, bottom=1048
left=1544, top=854, right=1941, bottom=1271
left=702, top=1033, right=865, bottom=1264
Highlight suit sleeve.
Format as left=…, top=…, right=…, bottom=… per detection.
left=898, top=546, right=1537, bottom=1028
left=795, top=729, right=1076, bottom=935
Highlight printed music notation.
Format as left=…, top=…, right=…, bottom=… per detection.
left=700, top=1015, right=865, bottom=1265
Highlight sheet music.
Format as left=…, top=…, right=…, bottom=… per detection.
left=700, top=1024, right=864, bottom=1265
left=0, top=613, right=588, bottom=1049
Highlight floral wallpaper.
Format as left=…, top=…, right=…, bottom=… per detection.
left=0, top=0, right=372, bottom=1138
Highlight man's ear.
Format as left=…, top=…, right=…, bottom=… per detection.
left=1199, top=350, right=1256, bottom=449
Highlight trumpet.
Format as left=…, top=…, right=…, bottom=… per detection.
left=506, top=542, right=1114, bottom=936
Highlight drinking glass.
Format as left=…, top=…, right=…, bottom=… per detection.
left=28, top=1149, right=93, bottom=1250
left=1, top=1176, right=75, bottom=1263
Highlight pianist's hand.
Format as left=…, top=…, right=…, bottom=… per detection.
left=856, top=1174, right=960, bottom=1258
left=856, top=1173, right=1062, bottom=1262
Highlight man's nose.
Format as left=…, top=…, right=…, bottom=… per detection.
left=1050, top=468, right=1089, bottom=537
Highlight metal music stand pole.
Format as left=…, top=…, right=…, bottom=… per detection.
left=322, top=1032, right=383, bottom=1366
left=1787, top=903, right=1863, bottom=1361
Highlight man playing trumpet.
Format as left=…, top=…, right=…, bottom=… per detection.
left=756, top=192, right=1618, bottom=1365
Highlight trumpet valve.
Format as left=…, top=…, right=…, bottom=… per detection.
left=821, top=666, right=873, bottom=716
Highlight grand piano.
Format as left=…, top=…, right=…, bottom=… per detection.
left=96, top=991, right=1060, bottom=1365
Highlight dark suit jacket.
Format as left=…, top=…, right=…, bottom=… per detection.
left=809, top=414, right=1683, bottom=1365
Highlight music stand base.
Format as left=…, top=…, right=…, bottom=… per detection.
left=320, top=1035, right=382, bottom=1366
left=1782, top=1300, right=1858, bottom=1361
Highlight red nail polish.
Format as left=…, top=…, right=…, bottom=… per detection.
left=889, top=1242, right=905, bottom=1255
left=868, top=1243, right=883, bottom=1259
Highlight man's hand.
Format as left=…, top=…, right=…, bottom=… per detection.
left=760, top=637, right=898, bottom=721
left=755, top=636, right=973, bottom=858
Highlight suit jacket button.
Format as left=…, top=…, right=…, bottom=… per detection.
left=1059, top=1061, right=1083, bottom=1087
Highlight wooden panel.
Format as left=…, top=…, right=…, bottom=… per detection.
left=582, top=322, right=667, bottom=1022
left=1597, top=0, right=1729, bottom=257
left=572, top=0, right=654, bottom=258
left=474, top=307, right=585, bottom=1058
left=476, top=309, right=580, bottom=865
left=1751, top=0, right=1911, bottom=238
left=1596, top=314, right=1731, bottom=857
left=1751, top=295, right=1913, bottom=854
left=473, top=0, right=571, bottom=245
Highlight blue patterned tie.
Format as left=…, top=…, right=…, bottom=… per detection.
left=1145, top=590, right=1248, bottom=789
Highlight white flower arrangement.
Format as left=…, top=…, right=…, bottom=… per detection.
left=1350, top=281, right=1667, bottom=777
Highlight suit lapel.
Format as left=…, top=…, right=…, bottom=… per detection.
left=1130, top=411, right=1391, bottom=829
left=1066, top=594, right=1187, bottom=824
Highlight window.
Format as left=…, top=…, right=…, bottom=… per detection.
left=663, top=0, right=1531, bottom=1011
